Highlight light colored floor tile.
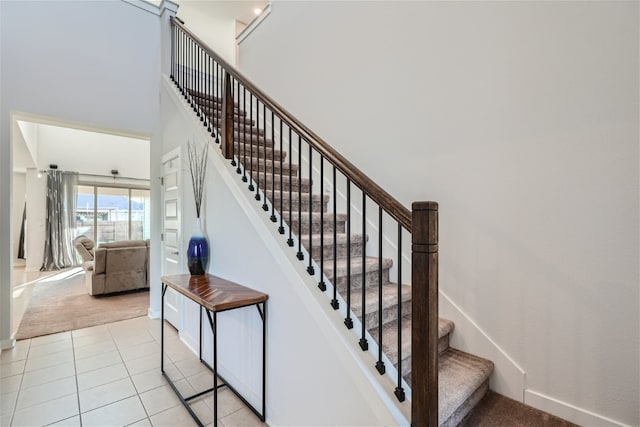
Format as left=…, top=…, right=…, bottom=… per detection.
left=191, top=399, right=214, bottom=426
left=30, top=331, right=72, bottom=348
left=75, top=350, right=122, bottom=374
left=149, top=404, right=199, bottom=427
left=124, top=354, right=161, bottom=376
left=172, top=377, right=196, bottom=397
left=20, top=361, right=75, bottom=390
left=164, top=341, right=198, bottom=363
left=0, top=343, right=29, bottom=365
left=126, top=417, right=152, bottom=427
left=77, top=362, right=128, bottom=391
left=81, top=396, right=147, bottom=427
left=119, top=342, right=161, bottom=362
left=113, top=331, right=155, bottom=350
left=27, top=339, right=73, bottom=358
left=11, top=393, right=79, bottom=427
left=1, top=391, right=18, bottom=416
left=73, top=340, right=118, bottom=360
left=131, top=369, right=169, bottom=394
left=46, top=415, right=81, bottom=426
left=203, top=388, right=246, bottom=420
left=0, top=360, right=25, bottom=378
left=71, top=324, right=109, bottom=338
left=24, top=349, right=74, bottom=372
left=220, top=407, right=267, bottom=427
left=139, top=384, right=181, bottom=416
left=16, top=376, right=77, bottom=410
left=79, top=377, right=137, bottom=413
left=72, top=332, right=113, bottom=349
left=0, top=374, right=22, bottom=395
left=186, top=371, right=216, bottom=393
left=175, top=358, right=209, bottom=378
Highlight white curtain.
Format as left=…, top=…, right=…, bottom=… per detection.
left=41, top=170, right=78, bottom=271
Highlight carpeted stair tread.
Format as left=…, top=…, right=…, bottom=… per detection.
left=260, top=174, right=311, bottom=192
left=186, top=88, right=240, bottom=107
left=233, top=142, right=285, bottom=161
left=374, top=317, right=455, bottom=377
left=232, top=130, right=271, bottom=144
left=439, top=348, right=494, bottom=426
left=323, top=257, right=393, bottom=280
left=349, top=282, right=412, bottom=329
left=238, top=156, right=298, bottom=175
left=300, top=233, right=366, bottom=260
left=283, top=211, right=348, bottom=234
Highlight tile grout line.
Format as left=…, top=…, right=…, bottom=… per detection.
left=9, top=339, right=31, bottom=427
left=71, top=332, right=83, bottom=427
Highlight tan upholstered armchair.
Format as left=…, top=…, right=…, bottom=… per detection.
left=79, top=239, right=150, bottom=296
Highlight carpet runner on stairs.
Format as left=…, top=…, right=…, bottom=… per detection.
left=188, top=88, right=494, bottom=426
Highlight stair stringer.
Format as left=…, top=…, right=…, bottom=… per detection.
left=440, top=288, right=526, bottom=402
left=161, top=75, right=410, bottom=426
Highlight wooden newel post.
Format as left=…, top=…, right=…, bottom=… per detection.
left=221, top=71, right=233, bottom=159
left=411, top=201, right=439, bottom=427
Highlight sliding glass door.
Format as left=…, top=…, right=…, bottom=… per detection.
left=76, top=185, right=150, bottom=244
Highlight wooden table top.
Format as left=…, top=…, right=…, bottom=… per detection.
left=161, top=274, right=268, bottom=312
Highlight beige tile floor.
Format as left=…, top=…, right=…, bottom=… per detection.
left=0, top=316, right=268, bottom=427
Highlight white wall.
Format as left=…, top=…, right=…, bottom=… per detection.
left=0, top=0, right=163, bottom=347
left=24, top=170, right=47, bottom=273
left=35, top=123, right=150, bottom=180
left=238, top=2, right=639, bottom=426
left=176, top=3, right=237, bottom=66
left=12, top=173, right=26, bottom=264
left=158, top=76, right=408, bottom=426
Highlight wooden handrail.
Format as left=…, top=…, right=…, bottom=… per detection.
left=171, top=17, right=411, bottom=231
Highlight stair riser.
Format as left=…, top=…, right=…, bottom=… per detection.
left=233, top=132, right=271, bottom=145
left=386, top=333, right=451, bottom=380
left=354, top=299, right=412, bottom=330
left=238, top=158, right=298, bottom=176
left=204, top=110, right=253, bottom=126
left=309, top=240, right=363, bottom=260
left=289, top=218, right=346, bottom=235
left=333, top=267, right=391, bottom=292
left=261, top=178, right=311, bottom=193
left=268, top=197, right=327, bottom=213
left=234, top=143, right=285, bottom=161
left=196, top=103, right=246, bottom=116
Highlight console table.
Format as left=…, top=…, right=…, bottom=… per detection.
left=160, top=274, right=268, bottom=427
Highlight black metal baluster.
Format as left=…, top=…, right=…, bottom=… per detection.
left=376, top=206, right=385, bottom=374
left=197, top=46, right=202, bottom=119
left=394, top=224, right=405, bottom=402
left=249, top=94, right=255, bottom=191
left=270, top=112, right=277, bottom=222
left=330, top=166, right=338, bottom=309
left=231, top=77, right=237, bottom=167
left=235, top=80, right=241, bottom=172
left=191, top=38, right=196, bottom=111
left=287, top=127, right=293, bottom=247
left=296, top=135, right=303, bottom=261
left=207, top=56, right=212, bottom=133
left=254, top=99, right=260, bottom=198
left=182, top=32, right=186, bottom=97
left=318, top=157, right=326, bottom=291
left=170, top=23, right=174, bottom=82
left=213, top=62, right=218, bottom=139
left=345, top=180, right=353, bottom=329
left=359, top=192, right=368, bottom=350
left=242, top=87, right=248, bottom=182
left=278, top=119, right=285, bottom=234
left=262, top=104, right=268, bottom=210
left=307, top=145, right=314, bottom=274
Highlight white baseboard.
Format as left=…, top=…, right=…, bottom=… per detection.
left=440, top=289, right=526, bottom=402
left=147, top=308, right=161, bottom=319
left=1, top=336, right=16, bottom=350
left=525, top=389, right=632, bottom=427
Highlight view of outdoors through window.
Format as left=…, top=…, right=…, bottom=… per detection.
left=76, top=185, right=151, bottom=245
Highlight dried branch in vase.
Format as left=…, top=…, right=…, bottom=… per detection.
left=187, top=139, right=209, bottom=219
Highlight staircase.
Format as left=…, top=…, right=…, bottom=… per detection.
left=186, top=87, right=494, bottom=426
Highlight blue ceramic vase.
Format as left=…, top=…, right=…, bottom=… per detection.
left=187, top=218, right=209, bottom=276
